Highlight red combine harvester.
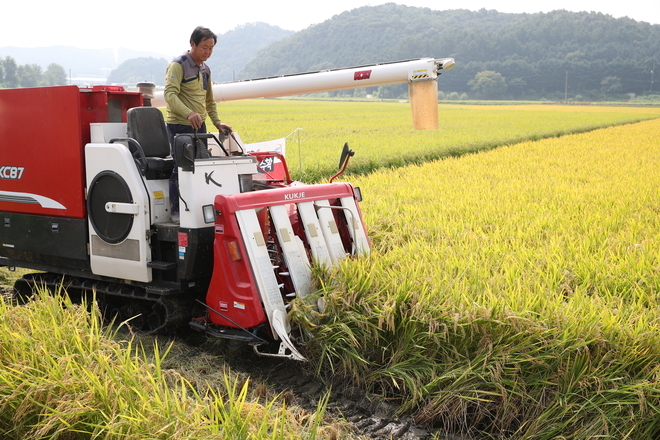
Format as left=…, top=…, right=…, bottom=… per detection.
left=0, top=58, right=454, bottom=360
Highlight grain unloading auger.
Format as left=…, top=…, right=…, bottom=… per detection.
left=151, top=57, right=456, bottom=130
left=0, top=57, right=454, bottom=361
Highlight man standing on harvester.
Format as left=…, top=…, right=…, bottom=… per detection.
left=164, top=25, right=232, bottom=222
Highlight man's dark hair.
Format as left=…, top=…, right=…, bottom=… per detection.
left=190, top=26, right=217, bottom=45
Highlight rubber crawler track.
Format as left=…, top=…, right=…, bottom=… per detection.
left=13, top=272, right=192, bottom=334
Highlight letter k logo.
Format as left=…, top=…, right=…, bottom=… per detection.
left=205, top=171, right=222, bottom=187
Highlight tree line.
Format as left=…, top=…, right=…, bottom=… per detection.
left=0, top=56, right=67, bottom=88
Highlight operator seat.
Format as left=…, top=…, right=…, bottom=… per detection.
left=126, top=106, right=175, bottom=180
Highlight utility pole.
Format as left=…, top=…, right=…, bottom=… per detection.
left=651, top=62, right=655, bottom=92
left=565, top=70, right=568, bottom=103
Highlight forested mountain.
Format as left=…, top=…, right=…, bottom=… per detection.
left=206, top=23, right=294, bottom=83
left=2, top=7, right=658, bottom=100
left=105, top=23, right=293, bottom=86
left=105, top=57, right=168, bottom=86
left=240, top=5, right=659, bottom=100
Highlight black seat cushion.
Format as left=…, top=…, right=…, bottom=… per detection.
left=127, top=107, right=171, bottom=158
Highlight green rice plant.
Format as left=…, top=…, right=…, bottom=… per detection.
left=0, top=288, right=337, bottom=439
left=202, top=100, right=660, bottom=181
left=293, top=118, right=660, bottom=438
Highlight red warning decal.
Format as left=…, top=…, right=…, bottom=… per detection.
left=354, top=70, right=372, bottom=80
left=178, top=232, right=189, bottom=247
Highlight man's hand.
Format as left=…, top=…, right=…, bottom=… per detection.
left=215, top=122, right=233, bottom=135
left=187, top=112, right=203, bottom=130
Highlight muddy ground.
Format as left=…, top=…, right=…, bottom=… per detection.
left=221, top=350, right=433, bottom=439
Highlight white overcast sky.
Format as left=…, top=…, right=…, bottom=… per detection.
left=2, top=0, right=658, bottom=56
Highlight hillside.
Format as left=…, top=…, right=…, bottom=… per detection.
left=97, top=23, right=292, bottom=86
left=240, top=5, right=660, bottom=100
left=2, top=6, right=658, bottom=100
left=206, top=22, right=294, bottom=83
left=0, top=22, right=292, bottom=86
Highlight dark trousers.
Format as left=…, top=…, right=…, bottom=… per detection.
left=167, top=122, right=207, bottom=215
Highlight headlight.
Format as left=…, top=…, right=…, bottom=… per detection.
left=202, top=204, right=216, bottom=224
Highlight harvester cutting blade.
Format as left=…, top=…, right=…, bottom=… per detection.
left=268, top=309, right=306, bottom=361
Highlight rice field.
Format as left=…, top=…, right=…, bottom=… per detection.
left=0, top=290, right=343, bottom=439
left=217, top=100, right=660, bottom=181
left=2, top=102, right=660, bottom=439
left=294, top=117, right=660, bottom=438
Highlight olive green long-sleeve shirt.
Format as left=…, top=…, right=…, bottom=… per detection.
left=164, top=53, right=221, bottom=127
